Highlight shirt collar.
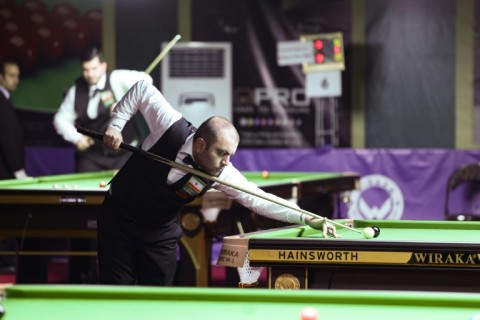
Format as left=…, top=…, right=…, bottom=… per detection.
left=0, top=86, right=10, bottom=100
left=179, top=134, right=195, bottom=159
left=89, top=73, right=107, bottom=96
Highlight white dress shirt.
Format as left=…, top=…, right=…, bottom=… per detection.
left=53, top=70, right=153, bottom=145
left=109, top=80, right=306, bottom=225
left=0, top=86, right=10, bottom=100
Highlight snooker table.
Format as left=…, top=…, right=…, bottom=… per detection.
left=218, top=219, right=480, bottom=292
left=1, top=285, right=480, bottom=320
left=0, top=170, right=359, bottom=286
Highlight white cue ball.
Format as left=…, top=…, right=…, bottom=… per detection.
left=362, top=227, right=375, bottom=239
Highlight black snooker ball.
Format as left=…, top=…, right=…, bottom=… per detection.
left=372, top=226, right=380, bottom=238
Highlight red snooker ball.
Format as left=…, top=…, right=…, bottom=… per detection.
left=99, top=181, right=107, bottom=188
left=261, top=170, right=270, bottom=179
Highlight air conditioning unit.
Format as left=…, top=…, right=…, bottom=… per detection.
left=161, top=42, right=232, bottom=127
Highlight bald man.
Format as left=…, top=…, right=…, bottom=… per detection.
left=98, top=81, right=337, bottom=286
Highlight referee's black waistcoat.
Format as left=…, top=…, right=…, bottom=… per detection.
left=74, top=73, right=137, bottom=155
left=108, top=117, right=214, bottom=227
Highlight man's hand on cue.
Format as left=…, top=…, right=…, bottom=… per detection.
left=305, top=217, right=340, bottom=238
left=103, top=127, right=123, bottom=151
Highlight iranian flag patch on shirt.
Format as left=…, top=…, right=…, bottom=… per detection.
left=176, top=175, right=207, bottom=198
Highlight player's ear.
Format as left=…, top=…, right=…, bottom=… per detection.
left=194, top=138, right=207, bottom=152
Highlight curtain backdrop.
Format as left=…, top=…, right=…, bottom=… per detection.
left=365, top=0, right=455, bottom=147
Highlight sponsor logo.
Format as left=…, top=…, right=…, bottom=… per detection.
left=348, top=174, right=404, bottom=219
left=409, top=252, right=480, bottom=265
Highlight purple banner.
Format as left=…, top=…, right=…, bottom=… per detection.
left=26, top=146, right=75, bottom=176
left=232, top=147, right=480, bottom=220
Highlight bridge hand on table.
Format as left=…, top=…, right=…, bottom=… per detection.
left=305, top=217, right=340, bottom=238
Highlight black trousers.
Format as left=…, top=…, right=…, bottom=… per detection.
left=97, top=195, right=183, bottom=285
left=70, top=148, right=132, bottom=282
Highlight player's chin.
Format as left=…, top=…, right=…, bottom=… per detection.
left=207, top=167, right=224, bottom=177
left=210, top=170, right=222, bottom=177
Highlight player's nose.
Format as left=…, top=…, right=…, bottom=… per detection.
left=221, top=155, right=231, bottom=166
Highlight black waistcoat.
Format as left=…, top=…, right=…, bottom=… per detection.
left=109, top=117, right=214, bottom=226
left=74, top=73, right=137, bottom=145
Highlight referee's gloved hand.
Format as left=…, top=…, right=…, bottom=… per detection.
left=305, top=217, right=340, bottom=238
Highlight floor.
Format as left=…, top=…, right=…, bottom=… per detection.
left=0, top=261, right=68, bottom=285
left=0, top=264, right=267, bottom=287
left=0, top=246, right=268, bottom=287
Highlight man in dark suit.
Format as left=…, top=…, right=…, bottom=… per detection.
left=0, top=59, right=27, bottom=180
left=0, top=59, right=28, bottom=273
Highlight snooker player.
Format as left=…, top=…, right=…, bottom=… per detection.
left=99, top=80, right=338, bottom=286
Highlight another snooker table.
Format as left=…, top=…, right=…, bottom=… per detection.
left=0, top=170, right=359, bottom=285
left=1, top=285, right=480, bottom=320
left=218, top=219, right=480, bottom=292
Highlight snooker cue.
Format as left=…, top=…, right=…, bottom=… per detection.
left=77, top=127, right=361, bottom=235
left=144, top=34, right=181, bottom=74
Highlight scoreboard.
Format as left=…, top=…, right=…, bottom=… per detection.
left=300, top=32, right=345, bottom=73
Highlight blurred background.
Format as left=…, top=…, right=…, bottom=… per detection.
left=1, top=0, right=480, bottom=220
